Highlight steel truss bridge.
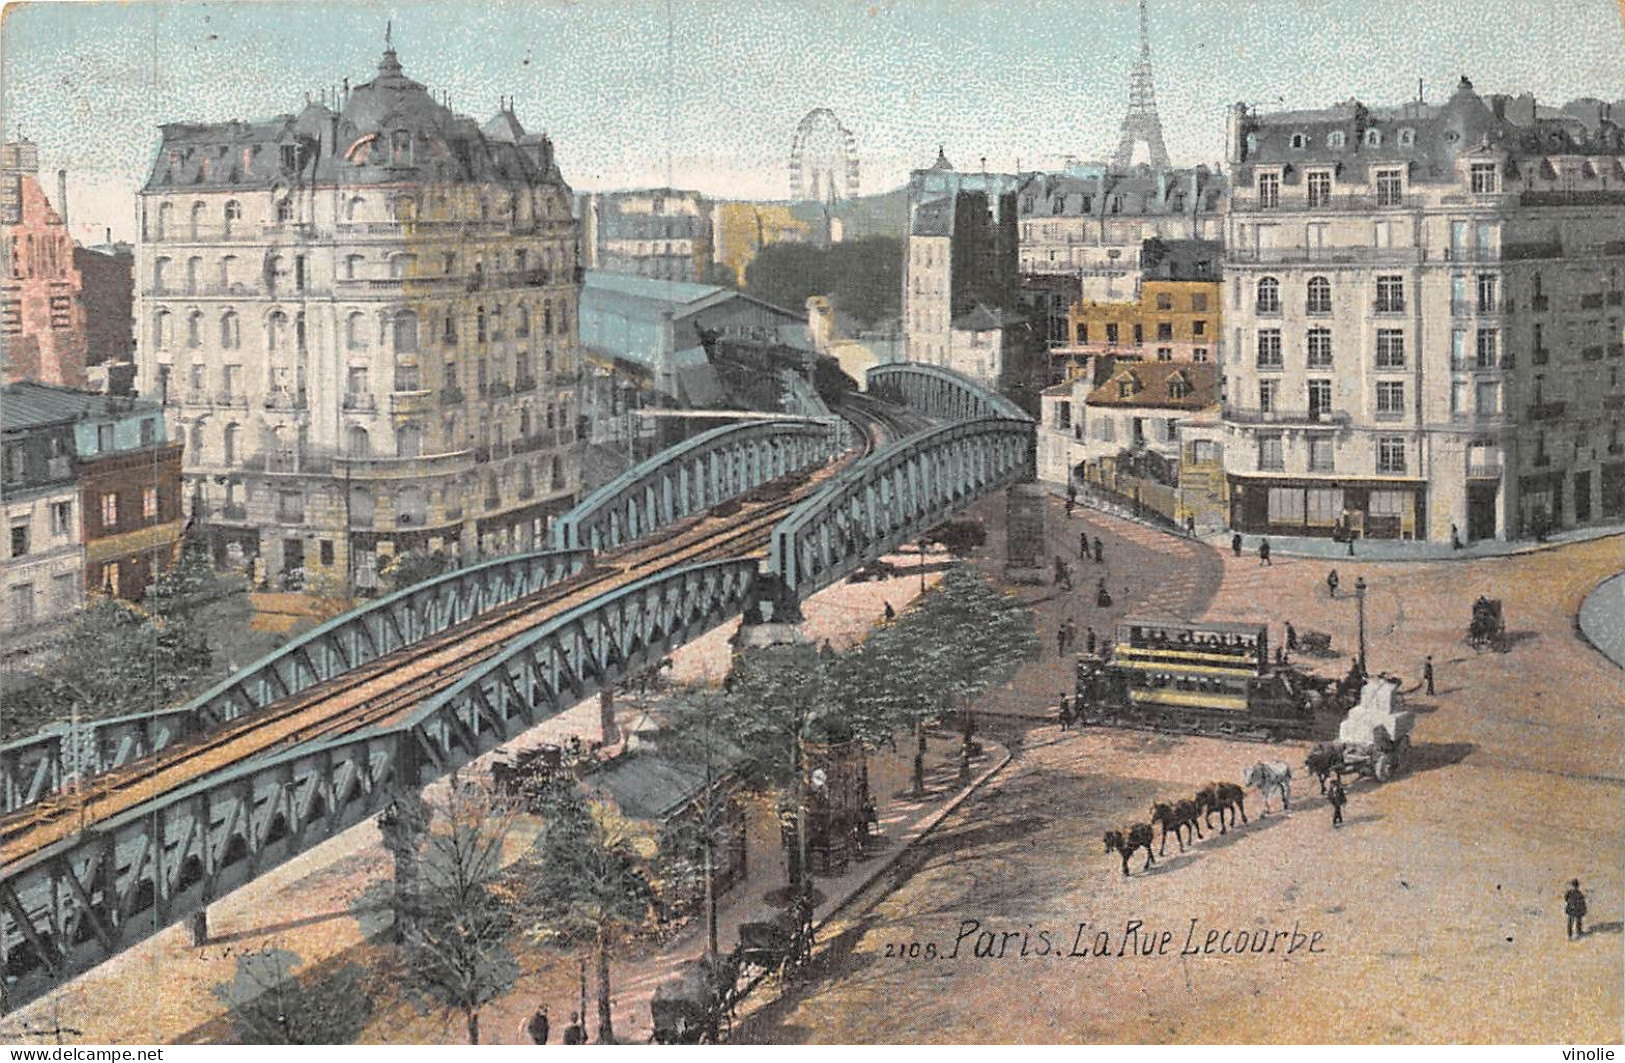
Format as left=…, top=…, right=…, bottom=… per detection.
left=0, top=364, right=1033, bottom=1011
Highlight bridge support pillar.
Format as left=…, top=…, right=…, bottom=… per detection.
left=377, top=785, right=431, bottom=944
left=1004, top=484, right=1050, bottom=585
left=599, top=688, right=618, bottom=747
left=188, top=907, right=209, bottom=947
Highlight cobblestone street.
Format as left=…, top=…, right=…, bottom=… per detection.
left=732, top=500, right=1624, bottom=1043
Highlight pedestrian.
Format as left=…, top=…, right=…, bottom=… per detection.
left=1231, top=532, right=1243, bottom=557
left=1064, top=617, right=1078, bottom=654
left=1067, top=481, right=1078, bottom=508
left=1347, top=532, right=1356, bottom=557
left=1423, top=655, right=1435, bottom=696
left=883, top=600, right=896, bottom=621
left=1066, top=496, right=1076, bottom=517
left=1285, top=621, right=1298, bottom=653
left=1096, top=578, right=1112, bottom=609
left=1327, top=569, right=1340, bottom=598
left=561, top=1012, right=586, bottom=1045
left=1058, top=693, right=1073, bottom=731
left=1079, top=530, right=1090, bottom=561
left=1185, top=514, right=1196, bottom=538
left=1327, top=776, right=1347, bottom=827
left=1053, top=555, right=1067, bottom=587
left=1274, top=645, right=1285, bottom=666
left=1451, top=523, right=1463, bottom=551
left=1056, top=623, right=1069, bottom=658
left=1565, top=879, right=1588, bottom=940
left=1259, top=538, right=1272, bottom=566
left=1086, top=626, right=1097, bottom=656
left=1093, top=536, right=1104, bottom=565
left=524, top=1004, right=550, bottom=1045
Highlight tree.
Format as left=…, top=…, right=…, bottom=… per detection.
left=213, top=947, right=377, bottom=1045
left=384, top=549, right=452, bottom=593
left=392, top=778, right=520, bottom=1045
left=527, top=781, right=659, bottom=1044
left=743, top=237, right=902, bottom=328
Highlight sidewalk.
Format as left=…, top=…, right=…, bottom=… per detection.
left=1578, top=571, right=1625, bottom=669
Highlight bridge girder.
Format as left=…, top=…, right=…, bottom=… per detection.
left=0, top=549, right=592, bottom=816
left=867, top=362, right=1034, bottom=425
left=0, top=559, right=758, bottom=1010
left=768, top=418, right=1035, bottom=599
left=551, top=419, right=836, bottom=553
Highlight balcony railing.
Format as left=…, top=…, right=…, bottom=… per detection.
left=514, top=374, right=538, bottom=393
left=218, top=503, right=248, bottom=521
left=440, top=387, right=466, bottom=407
left=1229, top=245, right=1424, bottom=267
left=1527, top=401, right=1566, bottom=421
left=390, top=390, right=434, bottom=415
left=216, top=391, right=247, bottom=408
left=1467, top=463, right=1503, bottom=480
left=1225, top=406, right=1351, bottom=427
left=1372, top=300, right=1407, bottom=316
left=263, top=389, right=309, bottom=411
left=1230, top=193, right=1422, bottom=213
left=1502, top=242, right=1565, bottom=263
left=343, top=392, right=378, bottom=411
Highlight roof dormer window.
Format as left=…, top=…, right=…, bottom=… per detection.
left=1364, top=128, right=1382, bottom=147
left=1398, top=128, right=1416, bottom=148
left=1168, top=374, right=1190, bottom=400
left=1290, top=133, right=1307, bottom=150
left=1328, top=131, right=1346, bottom=149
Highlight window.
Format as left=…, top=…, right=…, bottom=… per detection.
left=1290, top=133, right=1307, bottom=150
left=142, top=486, right=158, bottom=520
left=1308, top=379, right=1333, bottom=417
left=1397, top=128, right=1415, bottom=148
left=1370, top=489, right=1408, bottom=516
left=1376, top=330, right=1406, bottom=368
left=1167, top=375, right=1189, bottom=400
left=1309, top=436, right=1335, bottom=472
left=1155, top=292, right=1173, bottom=311
left=1364, top=128, right=1382, bottom=147
left=1376, top=381, right=1406, bottom=416
left=1476, top=380, right=1500, bottom=416
left=9, top=522, right=28, bottom=558
left=1376, top=438, right=1406, bottom=474
left=1156, top=322, right=1173, bottom=341
left=223, top=200, right=241, bottom=235
left=100, top=492, right=119, bottom=528
left=10, top=583, right=33, bottom=625
left=278, top=492, right=305, bottom=523
left=1054, top=401, right=1072, bottom=430
left=1477, top=274, right=1498, bottom=313
left=1307, top=487, right=1343, bottom=523
left=1375, top=169, right=1404, bottom=207
left=1328, top=130, right=1346, bottom=149
left=1258, top=379, right=1279, bottom=414
left=50, top=501, right=71, bottom=536
left=1259, top=436, right=1284, bottom=471
left=1470, top=162, right=1498, bottom=194
left=1256, top=277, right=1280, bottom=314
left=51, top=573, right=76, bottom=612
left=1307, top=327, right=1333, bottom=368
left=223, top=423, right=240, bottom=466
left=1307, top=171, right=1332, bottom=207
left=1256, top=329, right=1283, bottom=368
left=1192, top=319, right=1207, bottom=337
left=1105, top=323, right=1119, bottom=345
left=1268, top=486, right=1303, bottom=521
left=275, top=199, right=293, bottom=223
left=1375, top=275, right=1404, bottom=313
left=393, top=310, right=419, bottom=353
left=220, top=311, right=240, bottom=349
left=187, top=311, right=203, bottom=348
left=1452, top=379, right=1469, bottom=415
left=1193, top=347, right=1209, bottom=362
left=1156, top=347, right=1173, bottom=361
left=1191, top=292, right=1208, bottom=312
left=97, top=423, right=115, bottom=452
left=1476, top=329, right=1499, bottom=368
left=517, top=305, right=530, bottom=338
left=1258, top=172, right=1280, bottom=209
left=139, top=418, right=155, bottom=447
left=1306, top=276, right=1332, bottom=315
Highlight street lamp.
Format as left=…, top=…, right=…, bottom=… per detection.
left=1354, top=576, right=1368, bottom=675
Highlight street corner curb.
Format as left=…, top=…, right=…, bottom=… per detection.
left=811, top=743, right=1014, bottom=938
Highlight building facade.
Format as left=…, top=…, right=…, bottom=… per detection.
left=902, top=150, right=1031, bottom=400
left=75, top=238, right=137, bottom=393
left=1016, top=164, right=1226, bottom=303
left=712, top=201, right=814, bottom=286
left=134, top=47, right=584, bottom=591
left=1, top=143, right=89, bottom=390
left=1038, top=359, right=1218, bottom=486
left=579, top=189, right=715, bottom=283
left=73, top=397, right=185, bottom=601
left=1, top=387, right=84, bottom=661
left=1222, top=79, right=1625, bottom=542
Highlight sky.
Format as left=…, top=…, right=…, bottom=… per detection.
left=2, top=0, right=1623, bottom=244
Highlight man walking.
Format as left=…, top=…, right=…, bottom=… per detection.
left=1423, top=655, right=1436, bottom=696
left=1185, top=514, right=1196, bottom=538
left=1093, top=536, right=1104, bottom=565
left=1056, top=619, right=1070, bottom=658
left=1259, top=538, right=1272, bottom=566
left=1327, top=776, right=1347, bottom=827
left=1079, top=530, right=1090, bottom=561
left=1451, top=523, right=1463, bottom=550
left=1565, top=880, right=1588, bottom=940
left=561, top=1012, right=586, bottom=1045
left=524, top=1004, right=550, bottom=1045
left=1086, top=626, right=1097, bottom=656
left=1285, top=621, right=1299, bottom=653
left=1327, top=569, right=1340, bottom=598
left=1231, top=532, right=1243, bottom=558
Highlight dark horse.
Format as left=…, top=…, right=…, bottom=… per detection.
left=1104, top=823, right=1157, bottom=875
left=1304, top=743, right=1345, bottom=794
left=1149, top=799, right=1205, bottom=855
left=1195, top=782, right=1249, bottom=834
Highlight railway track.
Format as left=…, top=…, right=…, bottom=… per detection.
left=0, top=399, right=906, bottom=867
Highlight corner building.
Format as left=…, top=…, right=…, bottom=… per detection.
left=1222, top=79, right=1625, bottom=542
left=135, top=47, right=583, bottom=590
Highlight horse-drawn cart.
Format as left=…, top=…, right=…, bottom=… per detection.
left=1467, top=596, right=1506, bottom=652
left=1335, top=676, right=1415, bottom=782
left=650, top=954, right=740, bottom=1044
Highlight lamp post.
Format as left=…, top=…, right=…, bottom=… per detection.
left=1354, top=576, right=1368, bottom=675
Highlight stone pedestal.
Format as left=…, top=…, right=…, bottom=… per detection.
left=1004, top=483, right=1049, bottom=585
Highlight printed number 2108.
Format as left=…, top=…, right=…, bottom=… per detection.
left=883, top=941, right=938, bottom=959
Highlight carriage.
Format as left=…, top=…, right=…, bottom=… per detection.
left=1467, top=597, right=1506, bottom=652
left=1335, top=676, right=1415, bottom=782
left=737, top=906, right=812, bottom=978
left=1074, top=618, right=1318, bottom=742
left=650, top=953, right=740, bottom=1044
left=488, top=744, right=569, bottom=811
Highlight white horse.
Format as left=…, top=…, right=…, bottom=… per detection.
left=1243, top=761, right=1293, bottom=814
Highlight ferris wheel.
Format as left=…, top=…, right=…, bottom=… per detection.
left=789, top=108, right=860, bottom=203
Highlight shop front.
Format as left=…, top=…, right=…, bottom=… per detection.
left=1228, top=476, right=1428, bottom=540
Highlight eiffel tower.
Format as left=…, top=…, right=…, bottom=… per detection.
left=1111, top=0, right=1171, bottom=170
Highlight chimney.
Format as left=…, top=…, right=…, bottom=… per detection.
left=56, top=169, right=68, bottom=230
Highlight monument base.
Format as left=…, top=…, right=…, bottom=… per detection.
left=1003, top=565, right=1050, bottom=586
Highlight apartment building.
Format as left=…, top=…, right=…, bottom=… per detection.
left=1222, top=78, right=1625, bottom=541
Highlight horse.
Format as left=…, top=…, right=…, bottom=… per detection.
left=1304, top=743, right=1344, bottom=794
left=1195, top=781, right=1249, bottom=834
left=1103, top=823, right=1156, bottom=875
left=1243, top=761, right=1293, bottom=814
left=1149, top=799, right=1204, bottom=855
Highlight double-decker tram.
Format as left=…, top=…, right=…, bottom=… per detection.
left=1074, top=617, right=1315, bottom=741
